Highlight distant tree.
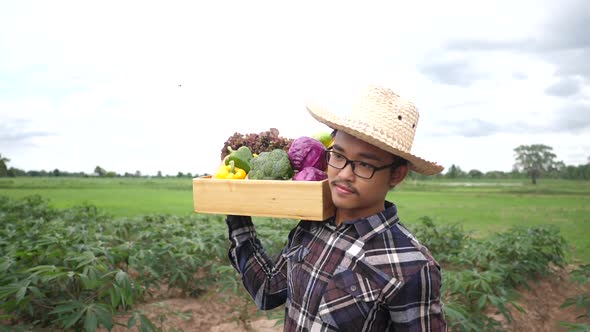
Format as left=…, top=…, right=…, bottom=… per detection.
left=445, top=164, right=465, bottom=179
left=105, top=171, right=117, bottom=178
left=177, top=172, right=184, bottom=178
left=513, top=144, right=558, bottom=184
left=484, top=170, right=505, bottom=179
left=561, top=163, right=590, bottom=180
left=52, top=169, right=60, bottom=177
left=134, top=170, right=141, bottom=177
left=94, top=166, right=106, bottom=177
left=157, top=170, right=163, bottom=178
left=26, top=170, right=49, bottom=177
left=8, top=167, right=26, bottom=177
left=193, top=172, right=211, bottom=178
left=0, top=153, right=10, bottom=177
left=582, top=164, right=590, bottom=180
left=407, top=170, right=429, bottom=181
left=509, top=168, right=523, bottom=179
left=468, top=169, right=483, bottom=179
left=549, top=160, right=567, bottom=179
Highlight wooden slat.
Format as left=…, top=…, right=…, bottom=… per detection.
left=193, top=176, right=335, bottom=221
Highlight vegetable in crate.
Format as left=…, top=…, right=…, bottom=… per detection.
left=214, top=160, right=247, bottom=179
left=225, top=146, right=253, bottom=173
left=220, top=128, right=293, bottom=159
left=248, top=149, right=294, bottom=180
left=311, top=131, right=334, bottom=148
left=288, top=136, right=327, bottom=171
left=293, top=166, right=328, bottom=181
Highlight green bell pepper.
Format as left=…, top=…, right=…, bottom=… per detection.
left=225, top=146, right=253, bottom=173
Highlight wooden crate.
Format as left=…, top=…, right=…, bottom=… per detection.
left=192, top=176, right=335, bottom=221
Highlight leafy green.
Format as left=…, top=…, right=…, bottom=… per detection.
left=0, top=195, right=574, bottom=331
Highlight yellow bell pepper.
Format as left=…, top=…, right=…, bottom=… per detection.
left=214, top=160, right=247, bottom=179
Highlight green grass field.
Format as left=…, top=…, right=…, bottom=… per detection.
left=394, top=179, right=590, bottom=263
left=1, top=177, right=589, bottom=262
left=0, top=177, right=194, bottom=216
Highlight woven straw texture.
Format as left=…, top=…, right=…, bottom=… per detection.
left=306, top=85, right=443, bottom=175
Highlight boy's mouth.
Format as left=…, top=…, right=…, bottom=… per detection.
left=331, top=181, right=358, bottom=195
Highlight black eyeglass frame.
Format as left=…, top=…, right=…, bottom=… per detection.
left=324, top=148, right=401, bottom=179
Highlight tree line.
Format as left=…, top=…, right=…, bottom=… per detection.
left=0, top=155, right=207, bottom=179
left=2, top=144, right=589, bottom=183
left=409, top=144, right=589, bottom=184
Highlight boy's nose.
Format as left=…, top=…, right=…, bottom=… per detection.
left=337, top=162, right=356, bottom=181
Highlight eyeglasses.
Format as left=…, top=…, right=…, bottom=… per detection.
left=325, top=148, right=398, bottom=179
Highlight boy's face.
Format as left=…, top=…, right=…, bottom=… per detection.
left=327, top=131, right=407, bottom=220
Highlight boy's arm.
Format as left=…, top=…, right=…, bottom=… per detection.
left=226, top=215, right=294, bottom=310
left=386, top=263, right=447, bottom=331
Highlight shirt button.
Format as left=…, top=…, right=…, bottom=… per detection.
left=350, top=285, right=357, bottom=292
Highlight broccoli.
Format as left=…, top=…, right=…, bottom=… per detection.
left=248, top=149, right=294, bottom=180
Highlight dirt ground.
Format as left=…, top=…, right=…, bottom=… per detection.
left=499, top=266, right=590, bottom=332
left=107, top=266, right=589, bottom=332
left=105, top=290, right=283, bottom=332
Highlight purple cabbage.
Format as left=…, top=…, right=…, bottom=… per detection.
left=293, top=167, right=328, bottom=181
left=288, top=136, right=327, bottom=171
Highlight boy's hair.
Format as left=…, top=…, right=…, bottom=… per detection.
left=330, top=129, right=338, bottom=138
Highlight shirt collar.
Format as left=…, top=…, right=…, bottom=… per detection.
left=325, top=201, right=400, bottom=240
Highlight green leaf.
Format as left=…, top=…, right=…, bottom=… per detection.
left=24, top=265, right=57, bottom=274
left=50, top=301, right=84, bottom=315
left=84, top=308, right=98, bottom=332
left=511, top=301, right=526, bottom=314
left=76, top=251, right=97, bottom=269
left=558, top=321, right=590, bottom=332
left=139, top=313, right=158, bottom=332
left=80, top=272, right=93, bottom=289
left=28, top=286, right=44, bottom=299
left=477, top=294, right=487, bottom=310
left=61, top=308, right=86, bottom=329
left=0, top=285, right=19, bottom=300
left=0, top=259, right=15, bottom=273
left=109, top=287, right=121, bottom=308
left=15, top=286, right=27, bottom=303
left=127, top=315, right=137, bottom=329
left=115, top=270, right=127, bottom=285
left=95, top=305, right=114, bottom=331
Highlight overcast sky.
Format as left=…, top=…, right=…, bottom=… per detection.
left=1, top=0, right=589, bottom=176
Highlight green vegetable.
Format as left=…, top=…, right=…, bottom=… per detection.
left=225, top=146, right=254, bottom=173
left=248, top=149, right=294, bottom=180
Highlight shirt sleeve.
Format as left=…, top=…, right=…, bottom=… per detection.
left=386, top=262, right=447, bottom=331
left=226, top=215, right=295, bottom=310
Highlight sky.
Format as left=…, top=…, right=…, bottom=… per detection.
left=1, top=0, right=589, bottom=176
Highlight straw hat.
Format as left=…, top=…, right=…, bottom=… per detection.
left=306, top=84, right=444, bottom=175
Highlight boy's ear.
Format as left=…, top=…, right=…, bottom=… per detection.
left=389, top=165, right=409, bottom=188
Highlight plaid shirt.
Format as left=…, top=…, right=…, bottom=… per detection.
left=226, top=201, right=447, bottom=331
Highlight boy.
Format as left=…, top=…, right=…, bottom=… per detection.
left=226, top=85, right=447, bottom=331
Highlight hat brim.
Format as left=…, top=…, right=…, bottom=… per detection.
left=307, top=104, right=444, bottom=176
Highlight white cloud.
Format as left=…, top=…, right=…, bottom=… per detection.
left=1, top=0, right=589, bottom=176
